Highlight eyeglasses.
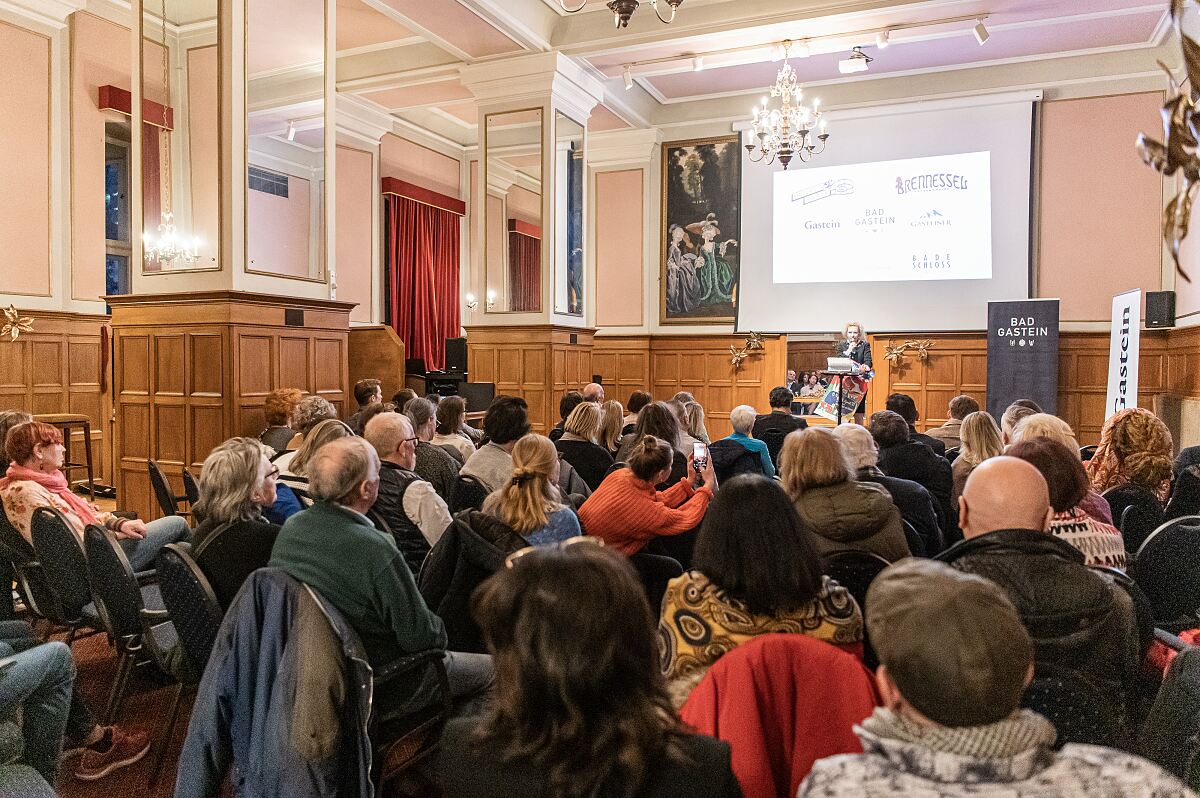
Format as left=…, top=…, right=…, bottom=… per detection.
left=404, top=437, right=419, bottom=445
left=265, top=466, right=280, bottom=480
left=504, top=536, right=604, bottom=569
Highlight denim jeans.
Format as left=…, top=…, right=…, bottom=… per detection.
left=0, top=632, right=74, bottom=784
left=0, top=621, right=95, bottom=746
left=118, top=515, right=192, bottom=572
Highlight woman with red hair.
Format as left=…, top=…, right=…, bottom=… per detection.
left=0, top=421, right=190, bottom=570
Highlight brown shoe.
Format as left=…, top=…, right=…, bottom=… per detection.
left=73, top=726, right=151, bottom=781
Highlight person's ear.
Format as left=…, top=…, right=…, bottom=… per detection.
left=1023, top=661, right=1034, bottom=688
left=958, top=495, right=969, bottom=531
left=1042, top=505, right=1053, bottom=532
left=875, top=665, right=903, bottom=711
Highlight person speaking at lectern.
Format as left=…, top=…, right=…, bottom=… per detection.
left=836, top=322, right=873, bottom=425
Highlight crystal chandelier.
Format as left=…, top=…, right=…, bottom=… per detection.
left=745, top=41, right=829, bottom=170
left=558, top=0, right=683, bottom=29
left=143, top=0, right=200, bottom=267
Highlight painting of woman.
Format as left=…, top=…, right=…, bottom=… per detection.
left=665, top=224, right=701, bottom=315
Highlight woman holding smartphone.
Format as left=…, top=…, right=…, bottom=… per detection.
left=836, top=321, right=873, bottom=425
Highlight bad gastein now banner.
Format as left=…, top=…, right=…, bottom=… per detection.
left=987, top=299, right=1060, bottom=419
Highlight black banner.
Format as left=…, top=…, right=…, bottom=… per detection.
left=986, top=299, right=1060, bottom=419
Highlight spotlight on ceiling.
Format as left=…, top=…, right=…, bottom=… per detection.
left=286, top=120, right=297, bottom=141
left=876, top=29, right=890, bottom=49
left=622, top=65, right=633, bottom=90
left=692, top=55, right=704, bottom=71
left=837, top=46, right=872, bottom=74
left=973, top=19, right=989, bottom=45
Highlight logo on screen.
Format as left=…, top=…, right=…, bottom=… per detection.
left=792, top=179, right=854, bottom=205
left=912, top=253, right=952, bottom=270
left=911, top=209, right=951, bottom=227
left=855, top=208, right=895, bottom=228
left=895, top=174, right=970, bottom=195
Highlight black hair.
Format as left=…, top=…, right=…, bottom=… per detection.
left=559, top=391, right=584, bottom=422
left=870, top=410, right=911, bottom=449
left=885, top=393, right=919, bottom=425
left=693, top=474, right=823, bottom=615
left=484, top=396, right=532, bottom=445
left=768, top=386, right=793, bottom=409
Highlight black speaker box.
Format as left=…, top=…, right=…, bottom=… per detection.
left=445, top=337, right=468, bottom=372
left=1146, top=291, right=1176, bottom=328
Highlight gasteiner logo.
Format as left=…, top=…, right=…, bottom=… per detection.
left=911, top=209, right=951, bottom=228
left=895, top=173, right=970, bottom=195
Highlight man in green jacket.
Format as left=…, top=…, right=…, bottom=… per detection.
left=270, top=436, right=493, bottom=718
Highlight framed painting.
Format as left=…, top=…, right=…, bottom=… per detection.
left=660, top=135, right=742, bottom=325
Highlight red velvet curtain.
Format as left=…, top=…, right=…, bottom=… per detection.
left=508, top=231, right=540, bottom=312
left=386, top=195, right=460, bottom=371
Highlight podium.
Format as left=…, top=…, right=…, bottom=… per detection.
left=815, top=369, right=870, bottom=426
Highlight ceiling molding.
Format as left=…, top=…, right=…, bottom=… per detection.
left=388, top=113, right=469, bottom=156
left=336, top=91, right=395, bottom=142
left=0, top=0, right=83, bottom=26
left=456, top=0, right=555, bottom=52
left=587, top=127, right=661, bottom=165
left=335, top=35, right=427, bottom=59
left=337, top=63, right=462, bottom=94
left=360, top=0, right=475, bottom=62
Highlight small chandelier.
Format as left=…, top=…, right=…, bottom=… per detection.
left=745, top=41, right=829, bottom=170
left=559, top=0, right=683, bottom=28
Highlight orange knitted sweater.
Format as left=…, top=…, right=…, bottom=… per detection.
left=578, top=468, right=713, bottom=555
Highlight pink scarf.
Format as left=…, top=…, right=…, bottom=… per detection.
left=0, top=464, right=99, bottom=526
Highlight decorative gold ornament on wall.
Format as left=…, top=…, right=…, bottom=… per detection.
left=884, top=339, right=934, bottom=366
left=730, top=331, right=766, bottom=370
left=2, top=306, right=34, bottom=341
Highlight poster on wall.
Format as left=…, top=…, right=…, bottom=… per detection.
left=661, top=136, right=741, bottom=324
left=1104, top=289, right=1141, bottom=420
left=986, top=299, right=1060, bottom=419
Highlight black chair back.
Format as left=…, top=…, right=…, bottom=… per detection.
left=1090, top=565, right=1154, bottom=656
left=1130, top=515, right=1200, bottom=624
left=1122, top=503, right=1162, bottom=555
left=155, top=544, right=223, bottom=678
left=628, top=552, right=683, bottom=613
left=148, top=460, right=184, bottom=517
left=899, top=519, right=925, bottom=557
left=821, top=549, right=891, bottom=668
left=758, top=428, right=788, bottom=469
left=944, top=446, right=960, bottom=463
left=449, top=474, right=489, bottom=514
left=708, top=438, right=764, bottom=483
left=182, top=468, right=200, bottom=506
left=0, top=501, right=54, bottom=619
left=1138, top=643, right=1200, bottom=788
left=29, top=507, right=94, bottom=623
left=83, top=524, right=144, bottom=640
left=1104, top=483, right=1163, bottom=535
left=1021, top=660, right=1122, bottom=748
left=1080, top=445, right=1098, bottom=461
left=1166, top=467, right=1200, bottom=522
left=0, top=501, right=35, bottom=564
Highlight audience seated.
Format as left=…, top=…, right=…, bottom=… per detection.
left=684, top=401, right=710, bottom=445
left=582, top=382, right=605, bottom=403
left=549, top=391, right=584, bottom=442
left=711, top=405, right=775, bottom=479
left=1087, top=407, right=1174, bottom=502
left=482, top=435, right=580, bottom=545
left=391, top=387, right=416, bottom=412
left=1174, top=444, right=1200, bottom=478
left=1008, top=438, right=1126, bottom=569
left=0, top=421, right=190, bottom=571
left=277, top=418, right=353, bottom=502
left=461, top=396, right=530, bottom=493
left=1010, top=413, right=1112, bottom=524
left=936, top=457, right=1141, bottom=722
left=192, top=438, right=283, bottom=609
left=798, top=558, right=1188, bottom=798
left=1000, top=400, right=1040, bottom=445
left=615, top=402, right=689, bottom=488
left=659, top=475, right=863, bottom=702
left=926, top=394, right=978, bottom=450
left=598, top=399, right=625, bottom=457
left=431, top=396, right=476, bottom=463
left=951, top=411, right=1003, bottom=502
left=553, top=402, right=614, bottom=491
left=363, top=412, right=452, bottom=574
left=623, top=390, right=653, bottom=433
left=834, top=424, right=942, bottom=556
left=438, top=543, right=741, bottom=797
left=872, top=410, right=957, bottom=541
left=579, top=435, right=714, bottom=555
left=346, top=378, right=382, bottom=436
left=407, top=397, right=463, bottom=500
left=884, top=393, right=946, bottom=456
left=779, top=428, right=909, bottom=562
left=670, top=398, right=701, bottom=451
left=257, top=388, right=302, bottom=456
left=275, top=395, right=338, bottom=466
left=751, top=387, right=808, bottom=467
left=268, top=437, right=493, bottom=720
left=0, top=411, right=32, bottom=473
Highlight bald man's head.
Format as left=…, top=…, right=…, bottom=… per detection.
left=582, top=383, right=604, bottom=403
left=364, top=411, right=416, bottom=470
left=959, top=456, right=1052, bottom=539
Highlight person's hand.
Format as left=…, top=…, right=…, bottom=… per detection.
left=116, top=519, right=146, bottom=540
left=858, top=363, right=870, bottom=374
left=697, top=455, right=717, bottom=490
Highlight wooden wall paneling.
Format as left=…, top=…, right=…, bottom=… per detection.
left=787, top=338, right=838, bottom=377
left=592, top=336, right=651, bottom=406
left=348, top=325, right=406, bottom=404
left=870, top=334, right=988, bottom=431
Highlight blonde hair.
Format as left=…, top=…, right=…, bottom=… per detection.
left=195, top=438, right=271, bottom=524
left=1011, top=413, right=1080, bottom=455
left=563, top=402, right=601, bottom=443
left=959, top=411, right=1004, bottom=467
left=843, top=321, right=865, bottom=338
left=488, top=435, right=562, bottom=534
left=779, top=427, right=851, bottom=498
left=599, top=400, right=624, bottom=452
left=685, top=401, right=710, bottom=443
left=290, top=418, right=354, bottom=475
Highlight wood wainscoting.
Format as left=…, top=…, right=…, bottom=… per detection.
left=108, top=292, right=353, bottom=520
left=0, top=310, right=112, bottom=483
left=348, top=325, right=406, bottom=404
left=465, top=326, right=595, bottom=434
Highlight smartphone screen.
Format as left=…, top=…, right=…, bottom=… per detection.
left=693, top=442, right=708, bottom=468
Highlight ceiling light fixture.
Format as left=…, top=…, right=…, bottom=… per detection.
left=795, top=39, right=811, bottom=58
left=622, top=65, right=633, bottom=89
left=876, top=29, right=890, bottom=48
left=286, top=120, right=297, bottom=141
left=745, top=41, right=829, bottom=171
left=560, top=0, right=684, bottom=28
left=692, top=55, right=704, bottom=71
left=838, top=46, right=872, bottom=74
left=973, top=19, right=989, bottom=45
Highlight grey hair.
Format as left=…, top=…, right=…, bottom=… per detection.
left=363, top=411, right=412, bottom=459
left=307, top=437, right=379, bottom=504
left=290, top=418, right=354, bottom=475
left=405, top=397, right=436, bottom=431
left=0, top=410, right=33, bottom=460
left=195, top=437, right=270, bottom=524
left=290, top=396, right=338, bottom=436
left=832, top=424, right=878, bottom=470
left=729, top=405, right=757, bottom=435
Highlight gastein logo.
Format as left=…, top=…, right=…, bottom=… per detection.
left=911, top=209, right=951, bottom=228
left=895, top=173, right=970, bottom=195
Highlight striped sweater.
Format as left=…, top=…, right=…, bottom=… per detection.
left=578, top=468, right=712, bottom=555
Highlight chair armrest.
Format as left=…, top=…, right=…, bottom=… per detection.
left=135, top=569, right=157, bottom=585
left=373, top=649, right=445, bottom=685
left=139, top=608, right=171, bottom=624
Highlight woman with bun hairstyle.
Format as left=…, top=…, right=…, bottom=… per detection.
left=482, top=435, right=580, bottom=546
left=578, top=435, right=716, bottom=555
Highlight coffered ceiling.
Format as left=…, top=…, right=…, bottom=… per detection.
left=335, top=0, right=1175, bottom=148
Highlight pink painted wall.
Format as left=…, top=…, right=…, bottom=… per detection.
left=595, top=169, right=644, bottom=327
left=380, top=134, right=460, bottom=199
left=1038, top=92, right=1163, bottom=321
left=1179, top=218, right=1200, bottom=322
left=187, top=46, right=219, bottom=268
left=0, top=21, right=51, bottom=297
left=247, top=174, right=311, bottom=277
left=505, top=185, right=541, bottom=226
left=336, top=145, right=374, bottom=323
left=469, top=159, right=481, bottom=298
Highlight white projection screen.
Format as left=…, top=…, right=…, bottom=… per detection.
left=736, top=91, right=1038, bottom=333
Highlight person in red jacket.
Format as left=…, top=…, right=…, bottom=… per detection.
left=578, top=435, right=715, bottom=555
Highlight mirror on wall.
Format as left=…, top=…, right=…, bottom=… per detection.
left=140, top=0, right=220, bottom=273
left=555, top=112, right=583, bottom=316
left=484, top=108, right=543, bottom=313
left=245, top=0, right=325, bottom=280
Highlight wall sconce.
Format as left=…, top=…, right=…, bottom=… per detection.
left=465, top=293, right=478, bottom=312
left=486, top=290, right=496, bottom=311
